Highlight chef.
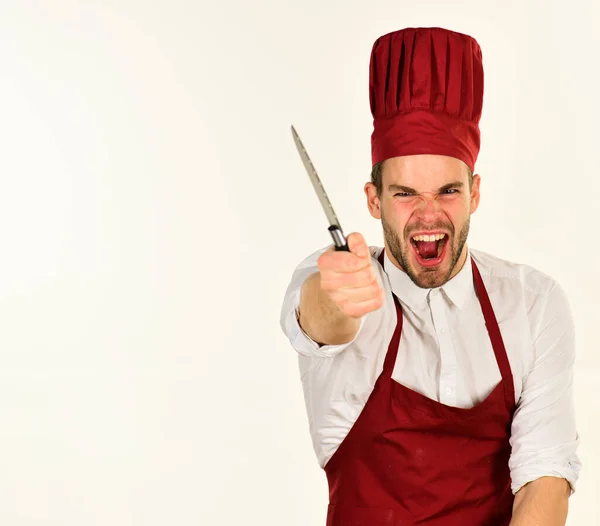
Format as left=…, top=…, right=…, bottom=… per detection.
left=280, top=27, right=581, bottom=525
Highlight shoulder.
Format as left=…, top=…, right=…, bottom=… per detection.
left=469, top=247, right=560, bottom=298
left=469, top=248, right=575, bottom=367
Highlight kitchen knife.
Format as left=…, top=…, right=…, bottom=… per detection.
left=291, top=125, right=349, bottom=251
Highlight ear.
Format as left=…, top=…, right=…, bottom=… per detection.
left=470, top=174, right=481, bottom=214
left=364, top=182, right=381, bottom=219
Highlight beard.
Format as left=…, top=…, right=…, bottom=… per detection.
left=381, top=210, right=470, bottom=289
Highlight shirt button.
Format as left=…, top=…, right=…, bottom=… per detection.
left=445, top=387, right=453, bottom=395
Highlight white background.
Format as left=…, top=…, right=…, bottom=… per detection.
left=0, top=1, right=597, bottom=524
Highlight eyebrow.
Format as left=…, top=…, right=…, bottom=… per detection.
left=388, top=181, right=465, bottom=193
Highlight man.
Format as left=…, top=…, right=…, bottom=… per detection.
left=280, top=27, right=581, bottom=525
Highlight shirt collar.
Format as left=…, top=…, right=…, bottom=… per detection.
left=382, top=247, right=475, bottom=311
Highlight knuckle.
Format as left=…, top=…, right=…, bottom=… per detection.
left=369, top=281, right=381, bottom=295
left=340, top=259, right=355, bottom=274
left=317, top=257, right=330, bottom=272
left=344, top=305, right=361, bottom=318
left=337, top=300, right=351, bottom=316
left=363, top=267, right=377, bottom=285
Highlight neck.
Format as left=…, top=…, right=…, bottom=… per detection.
left=449, top=244, right=469, bottom=280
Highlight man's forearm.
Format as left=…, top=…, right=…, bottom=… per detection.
left=298, top=272, right=361, bottom=345
left=510, top=477, right=571, bottom=526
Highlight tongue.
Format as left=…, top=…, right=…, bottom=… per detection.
left=416, top=240, right=438, bottom=259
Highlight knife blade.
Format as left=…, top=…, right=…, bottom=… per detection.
left=291, top=125, right=349, bottom=251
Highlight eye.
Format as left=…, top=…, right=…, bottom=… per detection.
left=394, top=192, right=414, bottom=197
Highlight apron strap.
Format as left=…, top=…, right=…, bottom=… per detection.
left=470, top=257, right=516, bottom=409
left=378, top=249, right=403, bottom=379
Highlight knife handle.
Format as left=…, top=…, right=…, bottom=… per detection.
left=329, top=225, right=350, bottom=252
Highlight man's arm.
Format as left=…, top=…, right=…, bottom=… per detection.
left=298, top=271, right=361, bottom=345
left=510, top=476, right=570, bottom=526
left=297, top=233, right=384, bottom=345
left=280, top=233, right=385, bottom=357
left=508, top=278, right=581, bottom=517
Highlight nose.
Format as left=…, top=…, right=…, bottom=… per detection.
left=415, top=193, right=442, bottom=221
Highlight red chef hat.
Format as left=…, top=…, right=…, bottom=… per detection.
left=369, top=27, right=484, bottom=172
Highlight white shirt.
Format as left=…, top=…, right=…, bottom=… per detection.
left=280, top=244, right=582, bottom=495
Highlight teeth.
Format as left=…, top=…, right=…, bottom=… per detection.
left=412, top=233, right=446, bottom=242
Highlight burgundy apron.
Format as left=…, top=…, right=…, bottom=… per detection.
left=324, top=251, right=516, bottom=525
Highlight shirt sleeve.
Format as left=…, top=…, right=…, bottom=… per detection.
left=508, top=279, right=582, bottom=495
left=279, top=245, right=375, bottom=358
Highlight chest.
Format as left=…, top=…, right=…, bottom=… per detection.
left=390, top=295, right=530, bottom=409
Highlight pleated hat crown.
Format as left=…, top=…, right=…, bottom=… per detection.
left=369, top=27, right=484, bottom=171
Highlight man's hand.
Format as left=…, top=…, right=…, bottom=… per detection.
left=316, top=232, right=385, bottom=319
left=298, top=233, right=385, bottom=345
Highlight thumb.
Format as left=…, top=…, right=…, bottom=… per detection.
left=347, top=232, right=369, bottom=258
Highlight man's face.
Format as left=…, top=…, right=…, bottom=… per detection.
left=365, top=154, right=481, bottom=289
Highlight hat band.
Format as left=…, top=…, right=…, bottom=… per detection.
left=371, top=110, right=480, bottom=171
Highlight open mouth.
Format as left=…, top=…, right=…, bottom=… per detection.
left=410, top=233, right=449, bottom=267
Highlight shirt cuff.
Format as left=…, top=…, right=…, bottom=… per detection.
left=510, top=458, right=582, bottom=496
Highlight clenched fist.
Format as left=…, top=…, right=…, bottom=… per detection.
left=316, top=232, right=385, bottom=319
